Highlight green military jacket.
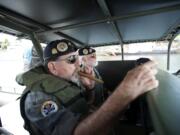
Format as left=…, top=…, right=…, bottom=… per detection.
left=16, top=65, right=105, bottom=135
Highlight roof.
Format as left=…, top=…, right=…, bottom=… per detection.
left=0, top=0, right=180, bottom=47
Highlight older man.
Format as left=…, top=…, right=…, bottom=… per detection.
left=17, top=39, right=158, bottom=135
left=78, top=47, right=97, bottom=67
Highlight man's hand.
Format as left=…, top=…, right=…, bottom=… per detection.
left=74, top=60, right=159, bottom=135
left=118, top=60, right=159, bottom=100
left=79, top=65, right=95, bottom=90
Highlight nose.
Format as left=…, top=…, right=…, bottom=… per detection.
left=75, top=55, right=81, bottom=67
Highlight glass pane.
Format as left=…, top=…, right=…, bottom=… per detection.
left=95, top=41, right=169, bottom=71
left=0, top=33, right=40, bottom=105
left=124, top=42, right=169, bottom=70
left=169, top=34, right=180, bottom=73
left=95, top=45, right=122, bottom=61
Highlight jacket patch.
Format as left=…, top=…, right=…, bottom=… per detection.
left=41, top=100, right=58, bottom=117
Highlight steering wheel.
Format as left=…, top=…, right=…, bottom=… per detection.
left=122, top=58, right=153, bottom=132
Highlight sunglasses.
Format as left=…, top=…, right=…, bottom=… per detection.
left=57, top=55, right=78, bottom=64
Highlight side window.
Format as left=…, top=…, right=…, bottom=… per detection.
left=169, top=34, right=180, bottom=73
left=95, top=42, right=169, bottom=71
left=0, top=33, right=35, bottom=135
left=124, top=42, right=169, bottom=71
left=95, top=45, right=122, bottom=61
left=0, top=33, right=44, bottom=106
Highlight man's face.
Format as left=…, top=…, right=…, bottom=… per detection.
left=48, top=52, right=81, bottom=84
left=82, top=53, right=97, bottom=67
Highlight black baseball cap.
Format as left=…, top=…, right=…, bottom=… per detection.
left=78, top=47, right=96, bottom=56
left=43, top=39, right=78, bottom=63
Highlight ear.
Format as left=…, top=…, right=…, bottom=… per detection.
left=47, top=62, right=57, bottom=75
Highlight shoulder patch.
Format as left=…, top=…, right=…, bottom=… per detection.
left=41, top=100, right=58, bottom=117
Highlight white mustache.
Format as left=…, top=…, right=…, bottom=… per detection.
left=70, top=69, right=81, bottom=86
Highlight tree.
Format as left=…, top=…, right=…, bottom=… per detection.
left=1, top=39, right=10, bottom=50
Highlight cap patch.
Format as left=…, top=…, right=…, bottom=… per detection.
left=44, top=39, right=77, bottom=61
left=52, top=48, right=58, bottom=54
left=57, top=42, right=68, bottom=52
left=83, top=49, right=88, bottom=55
left=41, top=100, right=58, bottom=117
left=89, top=49, right=92, bottom=53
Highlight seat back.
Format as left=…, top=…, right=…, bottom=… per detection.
left=96, top=60, right=136, bottom=91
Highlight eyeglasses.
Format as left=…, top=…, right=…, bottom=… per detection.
left=56, top=55, right=78, bottom=64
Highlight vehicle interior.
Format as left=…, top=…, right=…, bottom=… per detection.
left=0, top=0, right=180, bottom=135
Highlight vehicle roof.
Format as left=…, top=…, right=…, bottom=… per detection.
left=0, top=0, right=180, bottom=47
